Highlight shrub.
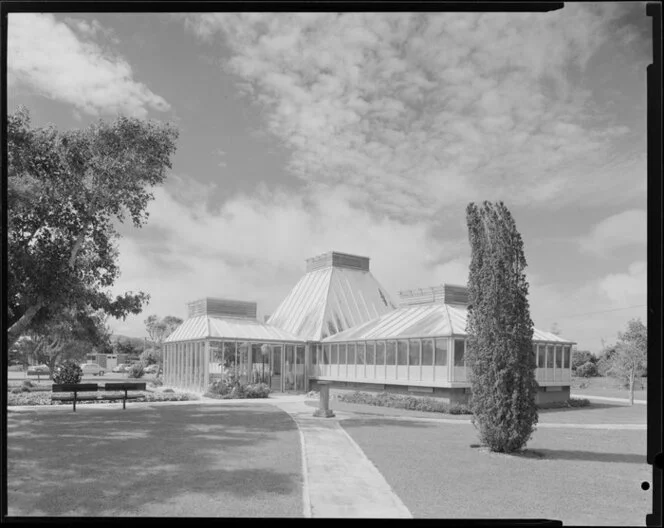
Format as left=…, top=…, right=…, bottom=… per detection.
left=244, top=383, right=271, bottom=398
left=465, top=201, right=538, bottom=453
left=22, top=380, right=35, bottom=389
left=576, top=361, right=598, bottom=378
left=150, top=377, right=164, bottom=387
left=162, top=388, right=175, bottom=393
left=127, top=363, right=145, bottom=378
left=337, top=391, right=473, bottom=415
left=53, top=360, right=82, bottom=384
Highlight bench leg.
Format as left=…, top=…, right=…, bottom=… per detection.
left=73, top=394, right=77, bottom=412
left=123, top=389, right=127, bottom=410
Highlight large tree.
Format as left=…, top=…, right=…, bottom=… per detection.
left=608, top=318, right=647, bottom=405
left=144, top=314, right=183, bottom=349
left=465, top=201, right=538, bottom=453
left=21, top=307, right=112, bottom=379
left=7, top=107, right=179, bottom=347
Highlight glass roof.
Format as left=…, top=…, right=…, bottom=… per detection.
left=165, top=315, right=304, bottom=343
left=267, top=265, right=396, bottom=341
left=322, top=303, right=576, bottom=344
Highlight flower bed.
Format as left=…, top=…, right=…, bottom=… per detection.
left=7, top=388, right=199, bottom=406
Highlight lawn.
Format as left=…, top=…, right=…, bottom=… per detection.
left=7, top=403, right=303, bottom=517
left=341, top=415, right=650, bottom=525
left=571, top=375, right=647, bottom=401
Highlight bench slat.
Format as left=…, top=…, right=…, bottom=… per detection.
left=52, top=384, right=98, bottom=393
left=104, top=383, right=146, bottom=391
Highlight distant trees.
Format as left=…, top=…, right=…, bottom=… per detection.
left=571, top=350, right=596, bottom=373
left=142, top=315, right=183, bottom=374
left=465, top=201, right=538, bottom=454
left=7, top=107, right=179, bottom=347
left=607, top=318, right=647, bottom=405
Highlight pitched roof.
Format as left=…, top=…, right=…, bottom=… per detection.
left=267, top=262, right=396, bottom=341
left=322, top=303, right=575, bottom=344
left=165, top=315, right=304, bottom=343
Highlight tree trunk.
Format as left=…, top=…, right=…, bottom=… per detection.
left=629, top=368, right=635, bottom=406
left=7, top=303, right=44, bottom=348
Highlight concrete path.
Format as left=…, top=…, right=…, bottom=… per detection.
left=571, top=393, right=647, bottom=405
left=271, top=398, right=412, bottom=518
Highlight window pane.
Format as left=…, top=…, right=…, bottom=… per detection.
left=409, top=340, right=421, bottom=366
left=366, top=342, right=375, bottom=365
left=454, top=339, right=465, bottom=367
left=323, top=344, right=330, bottom=365
left=312, top=344, right=318, bottom=365
left=347, top=344, right=356, bottom=365
left=376, top=342, right=385, bottom=365
left=538, top=345, right=546, bottom=368
left=339, top=344, right=347, bottom=365
left=386, top=341, right=396, bottom=365
left=357, top=343, right=365, bottom=365
left=422, top=340, right=434, bottom=365
left=546, top=345, right=554, bottom=368
left=331, top=344, right=338, bottom=365
left=435, top=338, right=448, bottom=366
left=563, top=346, right=570, bottom=369
left=555, top=345, right=562, bottom=368
left=397, top=341, right=408, bottom=365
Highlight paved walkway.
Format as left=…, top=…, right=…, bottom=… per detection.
left=571, top=393, right=647, bottom=405
left=271, top=398, right=412, bottom=518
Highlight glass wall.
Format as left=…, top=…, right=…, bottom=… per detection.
left=554, top=345, right=562, bottom=381
left=357, top=342, right=366, bottom=379
left=396, top=340, right=407, bottom=380
left=296, top=345, right=306, bottom=391
left=422, top=339, right=434, bottom=382
left=347, top=343, right=356, bottom=379
left=376, top=341, right=386, bottom=379
left=453, top=339, right=466, bottom=382
left=435, top=338, right=448, bottom=382
left=386, top=341, right=397, bottom=379
left=409, top=340, right=421, bottom=381
left=365, top=342, right=375, bottom=379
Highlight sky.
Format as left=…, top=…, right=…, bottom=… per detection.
left=7, top=5, right=651, bottom=353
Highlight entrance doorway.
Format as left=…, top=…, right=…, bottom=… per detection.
left=270, top=345, right=282, bottom=392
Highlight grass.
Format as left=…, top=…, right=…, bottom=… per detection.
left=342, top=414, right=648, bottom=525
left=7, top=403, right=303, bottom=517
left=571, top=375, right=647, bottom=401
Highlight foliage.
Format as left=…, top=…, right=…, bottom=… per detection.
left=607, top=318, right=647, bottom=405
left=465, top=201, right=538, bottom=453
left=140, top=348, right=162, bottom=366
left=52, top=360, right=83, bottom=384
left=127, top=363, right=145, bottom=378
left=571, top=350, right=596, bottom=371
left=149, top=377, right=164, bottom=388
left=7, top=107, right=178, bottom=347
left=8, top=389, right=198, bottom=406
left=576, top=361, right=598, bottom=378
left=19, top=307, right=111, bottom=378
left=205, top=379, right=271, bottom=399
left=540, top=398, right=591, bottom=409
left=337, top=391, right=473, bottom=414
left=114, top=340, right=137, bottom=356
left=144, top=315, right=183, bottom=350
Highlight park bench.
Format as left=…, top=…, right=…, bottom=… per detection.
left=51, top=383, right=147, bottom=412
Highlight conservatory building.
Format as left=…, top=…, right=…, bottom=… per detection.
left=163, top=251, right=575, bottom=405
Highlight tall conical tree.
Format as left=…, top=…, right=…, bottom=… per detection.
left=465, top=201, right=538, bottom=453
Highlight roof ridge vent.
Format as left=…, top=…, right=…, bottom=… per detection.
left=305, top=251, right=370, bottom=272
left=186, top=297, right=257, bottom=319
left=398, top=283, right=468, bottom=307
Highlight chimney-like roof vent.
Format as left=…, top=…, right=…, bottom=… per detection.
left=305, top=251, right=370, bottom=273
left=398, top=284, right=468, bottom=307
left=187, top=297, right=257, bottom=319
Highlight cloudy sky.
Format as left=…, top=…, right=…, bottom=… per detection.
left=8, top=5, right=650, bottom=352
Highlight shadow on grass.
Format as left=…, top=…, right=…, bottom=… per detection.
left=537, top=402, right=624, bottom=414
left=7, top=403, right=302, bottom=516
left=529, top=449, right=646, bottom=464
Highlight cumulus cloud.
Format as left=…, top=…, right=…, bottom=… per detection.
left=8, top=13, right=170, bottom=118
left=598, top=261, right=647, bottom=305
left=183, top=7, right=640, bottom=221
left=579, top=209, right=647, bottom=256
